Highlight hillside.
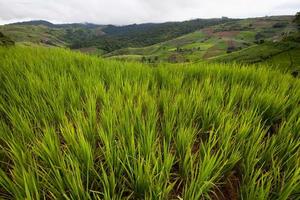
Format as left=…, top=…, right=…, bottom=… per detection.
left=106, top=16, right=299, bottom=68
left=0, top=45, right=299, bottom=199
left=0, top=18, right=233, bottom=52
left=211, top=40, right=300, bottom=71
left=0, top=24, right=67, bottom=47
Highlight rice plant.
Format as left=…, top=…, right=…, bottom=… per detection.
left=0, top=45, right=299, bottom=199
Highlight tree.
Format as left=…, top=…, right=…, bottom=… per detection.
left=255, top=33, right=264, bottom=41
left=0, top=32, right=15, bottom=46
left=294, top=12, right=300, bottom=30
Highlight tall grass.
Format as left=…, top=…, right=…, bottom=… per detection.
left=0, top=45, right=299, bottom=199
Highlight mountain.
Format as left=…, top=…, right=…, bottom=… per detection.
left=105, top=15, right=300, bottom=71
left=11, top=20, right=57, bottom=27
left=62, top=18, right=236, bottom=51
left=0, top=18, right=235, bottom=52
left=10, top=20, right=102, bottom=29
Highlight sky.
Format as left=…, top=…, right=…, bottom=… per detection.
left=0, top=0, right=299, bottom=25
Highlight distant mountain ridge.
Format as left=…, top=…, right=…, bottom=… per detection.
left=10, top=20, right=103, bottom=29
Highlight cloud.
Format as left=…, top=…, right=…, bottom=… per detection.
left=0, top=0, right=299, bottom=25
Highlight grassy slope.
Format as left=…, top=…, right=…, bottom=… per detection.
left=0, top=25, right=67, bottom=47
left=106, top=16, right=297, bottom=63
left=0, top=45, right=299, bottom=199
left=211, top=41, right=300, bottom=71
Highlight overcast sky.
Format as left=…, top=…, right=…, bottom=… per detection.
left=0, top=0, right=299, bottom=25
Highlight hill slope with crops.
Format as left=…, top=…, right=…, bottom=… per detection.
left=106, top=16, right=299, bottom=66
left=0, top=45, right=299, bottom=199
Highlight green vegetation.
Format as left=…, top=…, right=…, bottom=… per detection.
left=0, top=25, right=66, bottom=47
left=1, top=15, right=298, bottom=68
left=105, top=16, right=298, bottom=65
left=0, top=32, right=15, bottom=46
left=294, top=12, right=300, bottom=30
left=211, top=41, right=300, bottom=71
left=71, top=18, right=233, bottom=51
left=0, top=45, right=299, bottom=199
left=0, top=18, right=233, bottom=53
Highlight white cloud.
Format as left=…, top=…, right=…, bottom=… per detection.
left=0, top=0, right=299, bottom=25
